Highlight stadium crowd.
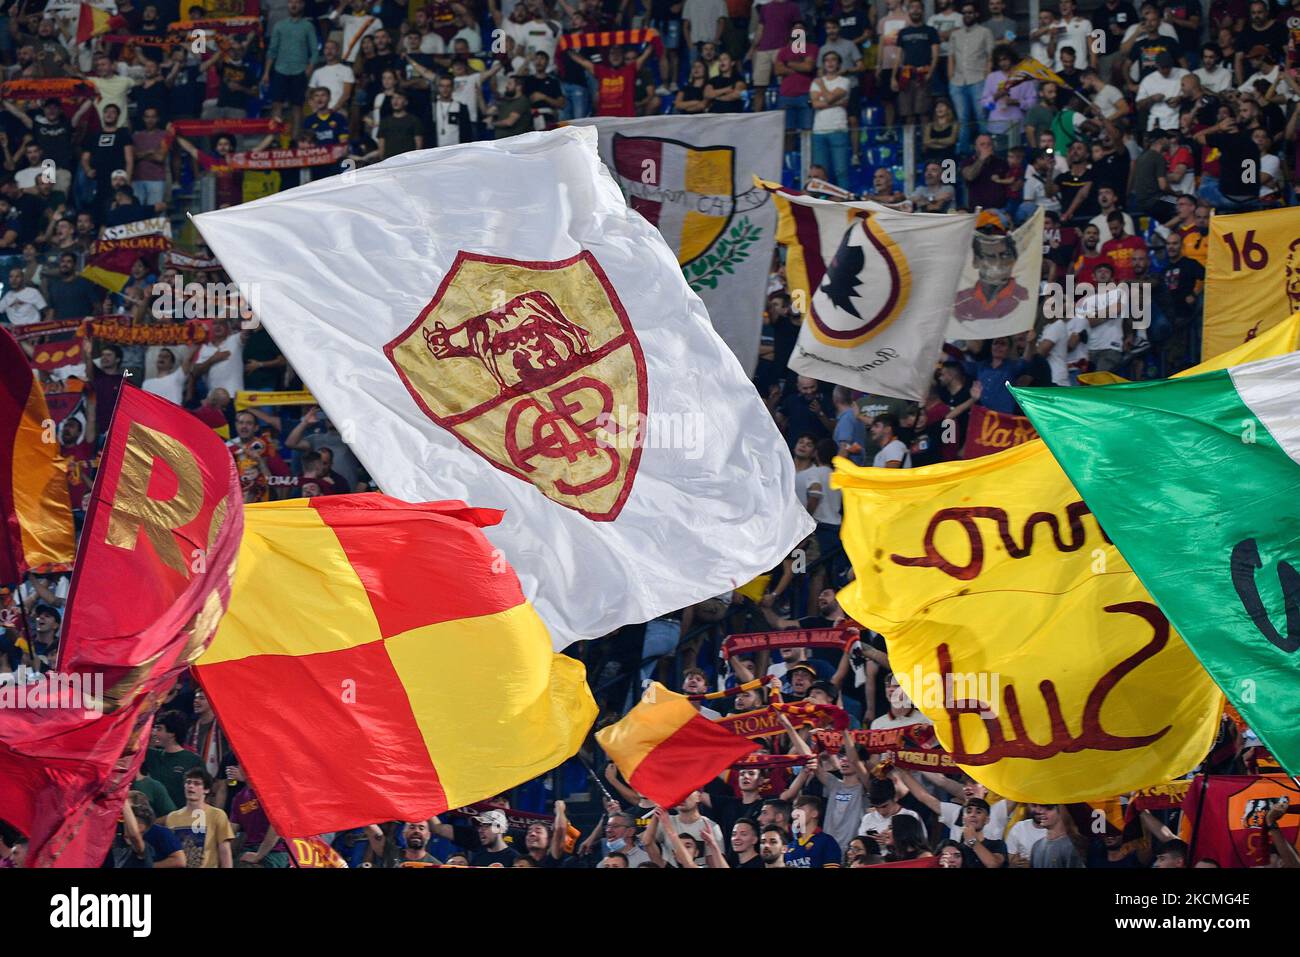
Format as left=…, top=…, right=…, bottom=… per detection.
left=0, top=0, right=1297, bottom=869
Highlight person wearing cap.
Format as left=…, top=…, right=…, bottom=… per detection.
left=955, top=798, right=1008, bottom=867
left=784, top=661, right=820, bottom=700
left=467, top=809, right=519, bottom=866
left=16, top=601, right=60, bottom=670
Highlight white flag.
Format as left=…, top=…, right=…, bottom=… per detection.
left=570, top=113, right=783, bottom=376
left=945, top=208, right=1044, bottom=340
left=765, top=183, right=976, bottom=401
left=194, top=127, right=813, bottom=648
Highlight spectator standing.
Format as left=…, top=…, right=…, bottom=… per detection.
left=810, top=52, right=851, bottom=186
left=774, top=20, right=817, bottom=151
left=948, top=2, right=993, bottom=156
left=263, top=0, right=319, bottom=136
left=748, top=0, right=801, bottom=111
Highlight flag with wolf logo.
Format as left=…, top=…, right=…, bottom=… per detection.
left=570, top=113, right=783, bottom=376
left=194, top=128, right=813, bottom=648
left=762, top=181, right=976, bottom=402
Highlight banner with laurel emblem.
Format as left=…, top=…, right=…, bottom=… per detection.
left=570, top=113, right=782, bottom=376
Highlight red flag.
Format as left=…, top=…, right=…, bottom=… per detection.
left=0, top=385, right=242, bottom=866
left=1180, top=774, right=1300, bottom=867
left=288, top=836, right=348, bottom=868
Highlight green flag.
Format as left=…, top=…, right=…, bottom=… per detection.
left=1012, top=352, right=1300, bottom=775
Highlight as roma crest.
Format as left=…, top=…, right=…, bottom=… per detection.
left=384, top=251, right=648, bottom=521
left=809, top=211, right=911, bottom=348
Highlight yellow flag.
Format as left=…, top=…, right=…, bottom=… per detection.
left=1009, top=57, right=1068, bottom=88
left=1203, top=207, right=1300, bottom=360
left=833, top=316, right=1300, bottom=803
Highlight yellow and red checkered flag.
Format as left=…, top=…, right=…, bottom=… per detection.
left=195, top=494, right=597, bottom=838
left=596, top=682, right=755, bottom=809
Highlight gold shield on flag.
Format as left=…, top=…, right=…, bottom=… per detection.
left=612, top=134, right=735, bottom=267
left=384, top=251, right=648, bottom=521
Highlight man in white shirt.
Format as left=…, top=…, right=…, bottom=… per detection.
left=869, top=413, right=911, bottom=468
left=142, top=347, right=186, bottom=405
left=191, top=319, right=245, bottom=398
left=0, top=267, right=48, bottom=326
left=1135, top=52, right=1187, bottom=130
left=1080, top=260, right=1126, bottom=371
left=1194, top=43, right=1233, bottom=93
left=655, top=792, right=725, bottom=865
left=870, top=672, right=934, bottom=730
left=1254, top=127, right=1283, bottom=199
left=328, top=0, right=382, bottom=63
left=1052, top=0, right=1095, bottom=71
left=1019, top=148, right=1061, bottom=222
left=896, top=768, right=1010, bottom=841
left=309, top=40, right=355, bottom=111
left=858, top=777, right=923, bottom=844
left=1089, top=185, right=1135, bottom=239
left=87, top=52, right=134, bottom=126
left=1038, top=315, right=1077, bottom=386
left=683, top=0, right=728, bottom=60
left=1082, top=68, right=1128, bottom=121
left=1238, top=48, right=1298, bottom=101
left=1005, top=804, right=1047, bottom=864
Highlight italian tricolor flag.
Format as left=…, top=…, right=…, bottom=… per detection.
left=1013, top=350, right=1300, bottom=777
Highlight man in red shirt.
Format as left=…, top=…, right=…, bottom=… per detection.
left=1099, top=211, right=1147, bottom=280
left=1071, top=223, right=1110, bottom=284
left=567, top=44, right=655, bottom=117
left=774, top=21, right=818, bottom=150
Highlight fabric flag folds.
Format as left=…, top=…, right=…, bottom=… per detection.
left=81, top=235, right=171, bottom=292
left=1013, top=350, right=1300, bottom=775
left=831, top=316, right=1300, bottom=803
left=194, top=128, right=812, bottom=648
left=596, top=682, right=755, bottom=809
left=946, top=209, right=1044, bottom=339
left=1178, top=775, right=1300, bottom=867
left=0, top=385, right=242, bottom=866
left=195, top=494, right=597, bottom=838
left=760, top=179, right=976, bottom=401
left=1202, top=209, right=1300, bottom=360
left=0, top=328, right=76, bottom=579
left=75, top=3, right=127, bottom=44
left=569, top=113, right=783, bottom=374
